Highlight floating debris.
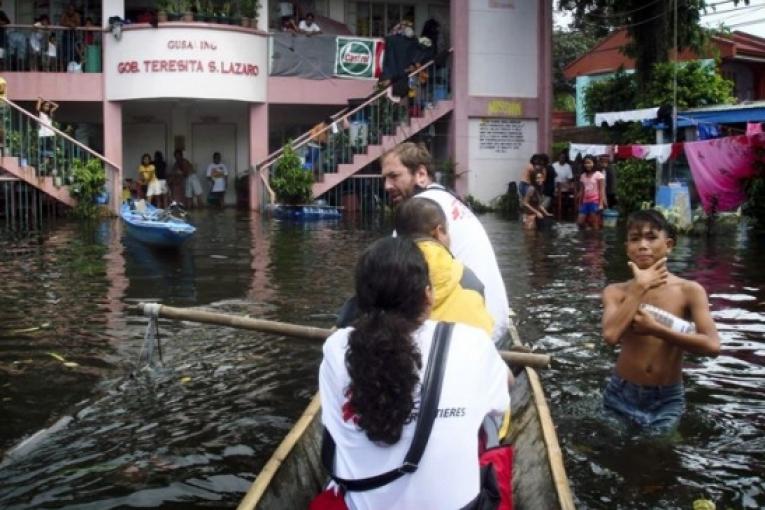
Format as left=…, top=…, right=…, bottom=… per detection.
left=693, top=499, right=715, bottom=510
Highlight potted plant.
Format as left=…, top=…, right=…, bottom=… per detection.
left=252, top=0, right=262, bottom=28
left=221, top=2, right=233, bottom=24
left=239, top=0, right=252, bottom=26
left=157, top=0, right=169, bottom=22
left=180, top=0, right=194, bottom=22
left=165, top=0, right=181, bottom=21
left=270, top=144, right=313, bottom=205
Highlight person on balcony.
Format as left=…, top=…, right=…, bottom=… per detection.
left=298, top=13, right=321, bottom=35
left=60, top=3, right=81, bottom=69
left=0, top=1, right=10, bottom=65
left=281, top=16, right=299, bottom=32
left=29, top=15, right=50, bottom=72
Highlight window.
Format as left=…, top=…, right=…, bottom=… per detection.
left=355, top=2, right=415, bottom=37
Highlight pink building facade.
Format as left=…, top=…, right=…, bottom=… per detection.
left=1, top=0, right=551, bottom=210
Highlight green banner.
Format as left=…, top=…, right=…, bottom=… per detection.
left=334, top=37, right=384, bottom=79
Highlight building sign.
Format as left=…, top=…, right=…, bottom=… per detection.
left=334, top=37, right=384, bottom=79
left=479, top=119, right=525, bottom=154
left=487, top=99, right=522, bottom=117
left=105, top=27, right=267, bottom=102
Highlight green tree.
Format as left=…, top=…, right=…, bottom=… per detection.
left=615, top=159, right=655, bottom=215
left=553, top=29, right=598, bottom=95
left=557, top=0, right=748, bottom=88
left=69, top=158, right=106, bottom=219
left=639, top=60, right=734, bottom=109
left=583, top=61, right=734, bottom=122
left=583, top=69, right=638, bottom=122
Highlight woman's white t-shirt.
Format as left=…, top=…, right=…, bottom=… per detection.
left=38, top=112, right=54, bottom=138
left=319, top=320, right=510, bottom=510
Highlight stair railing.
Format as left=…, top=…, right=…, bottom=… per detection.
left=258, top=49, right=453, bottom=204
left=0, top=96, right=121, bottom=207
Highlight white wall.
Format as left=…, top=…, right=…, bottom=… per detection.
left=467, top=118, right=537, bottom=202
left=105, top=26, right=267, bottom=102
left=468, top=0, right=537, bottom=97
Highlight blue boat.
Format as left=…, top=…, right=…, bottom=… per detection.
left=120, top=201, right=196, bottom=247
left=268, top=204, right=343, bottom=220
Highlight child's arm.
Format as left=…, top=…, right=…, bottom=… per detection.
left=522, top=190, right=543, bottom=217
left=598, top=175, right=607, bottom=209
left=631, top=282, right=720, bottom=356
left=602, top=258, right=668, bottom=345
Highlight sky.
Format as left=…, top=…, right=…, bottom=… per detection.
left=553, top=0, right=765, bottom=38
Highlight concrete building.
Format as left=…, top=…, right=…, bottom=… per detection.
left=1, top=0, right=552, bottom=212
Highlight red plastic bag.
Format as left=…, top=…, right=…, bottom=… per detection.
left=308, top=487, right=348, bottom=510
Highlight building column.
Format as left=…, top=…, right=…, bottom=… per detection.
left=249, top=103, right=269, bottom=211
left=101, top=0, right=125, bottom=28
left=103, top=101, right=122, bottom=215
left=450, top=0, right=470, bottom=196
left=537, top=0, right=553, bottom=152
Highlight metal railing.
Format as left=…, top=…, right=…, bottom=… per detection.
left=0, top=177, right=60, bottom=230
left=314, top=174, right=390, bottom=217
left=0, top=25, right=103, bottom=73
left=0, top=96, right=121, bottom=208
left=259, top=50, right=453, bottom=204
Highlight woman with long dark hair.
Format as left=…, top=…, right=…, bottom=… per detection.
left=319, top=237, right=509, bottom=509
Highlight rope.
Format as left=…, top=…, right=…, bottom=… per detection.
left=139, top=309, right=164, bottom=368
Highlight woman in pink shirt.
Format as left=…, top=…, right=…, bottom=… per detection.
left=576, top=155, right=606, bottom=229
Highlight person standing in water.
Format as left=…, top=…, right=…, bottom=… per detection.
left=601, top=210, right=720, bottom=434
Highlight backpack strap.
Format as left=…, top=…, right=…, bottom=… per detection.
left=321, top=321, right=454, bottom=492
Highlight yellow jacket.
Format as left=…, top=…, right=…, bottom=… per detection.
left=417, top=239, right=494, bottom=336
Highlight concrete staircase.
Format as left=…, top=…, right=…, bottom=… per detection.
left=0, top=156, right=76, bottom=208
left=312, top=100, right=454, bottom=198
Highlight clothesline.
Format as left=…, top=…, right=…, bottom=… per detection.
left=570, top=132, right=765, bottom=213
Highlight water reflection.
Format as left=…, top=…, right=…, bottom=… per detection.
left=483, top=217, right=765, bottom=509
left=0, top=214, right=762, bottom=509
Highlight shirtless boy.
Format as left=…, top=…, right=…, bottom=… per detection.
left=601, top=210, right=720, bottom=434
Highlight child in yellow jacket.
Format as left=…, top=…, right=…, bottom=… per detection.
left=395, top=196, right=494, bottom=336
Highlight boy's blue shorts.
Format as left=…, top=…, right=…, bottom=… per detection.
left=579, top=202, right=600, bottom=215
left=603, top=373, right=685, bottom=434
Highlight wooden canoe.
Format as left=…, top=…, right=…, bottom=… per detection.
left=238, top=319, right=575, bottom=510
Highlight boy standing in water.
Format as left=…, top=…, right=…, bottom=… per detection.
left=601, top=210, right=720, bottom=434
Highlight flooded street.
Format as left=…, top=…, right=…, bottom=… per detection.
left=0, top=211, right=763, bottom=509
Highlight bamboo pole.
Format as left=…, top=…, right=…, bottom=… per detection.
left=138, top=303, right=551, bottom=369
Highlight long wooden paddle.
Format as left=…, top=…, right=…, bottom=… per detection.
left=137, top=302, right=551, bottom=369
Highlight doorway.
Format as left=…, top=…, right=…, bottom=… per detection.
left=191, top=123, right=237, bottom=206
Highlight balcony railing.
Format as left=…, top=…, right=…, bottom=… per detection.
left=0, top=96, right=121, bottom=209
left=259, top=50, right=453, bottom=203
left=0, top=25, right=102, bottom=73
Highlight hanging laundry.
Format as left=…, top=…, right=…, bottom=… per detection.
left=684, top=133, right=764, bottom=212
left=697, top=124, right=721, bottom=140
left=569, top=144, right=611, bottom=160
left=746, top=122, right=763, bottom=136
left=594, top=107, right=659, bottom=127
left=631, top=143, right=674, bottom=163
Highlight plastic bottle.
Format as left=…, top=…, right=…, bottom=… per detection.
left=640, top=304, right=696, bottom=334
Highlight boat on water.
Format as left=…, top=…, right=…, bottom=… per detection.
left=237, top=318, right=575, bottom=510
left=120, top=201, right=196, bottom=248
left=268, top=204, right=343, bottom=220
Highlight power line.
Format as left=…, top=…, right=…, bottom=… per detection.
left=726, top=15, right=765, bottom=26
left=701, top=1, right=765, bottom=17
left=578, top=0, right=664, bottom=19
left=575, top=7, right=669, bottom=31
